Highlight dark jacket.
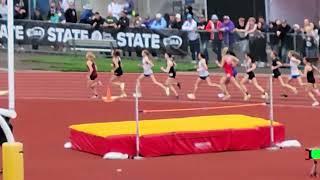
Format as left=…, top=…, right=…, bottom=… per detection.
left=64, top=8, right=77, bottom=23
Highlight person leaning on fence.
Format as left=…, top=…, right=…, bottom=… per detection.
left=206, top=14, right=223, bottom=61
left=105, top=11, right=118, bottom=29
left=197, top=14, right=209, bottom=61
left=79, top=4, right=93, bottom=24
left=234, top=17, right=248, bottom=65
left=118, top=11, right=132, bottom=57
left=221, top=16, right=235, bottom=49
left=303, top=25, right=319, bottom=58
left=150, top=13, right=167, bottom=30
left=64, top=2, right=77, bottom=23
left=182, top=14, right=200, bottom=63
left=91, top=12, right=105, bottom=29
left=280, top=20, right=292, bottom=62
left=170, top=13, right=183, bottom=30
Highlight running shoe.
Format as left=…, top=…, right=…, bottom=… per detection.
left=133, top=93, right=142, bottom=98
left=217, top=93, right=225, bottom=98
left=187, top=93, right=196, bottom=100
left=312, top=101, right=319, bottom=107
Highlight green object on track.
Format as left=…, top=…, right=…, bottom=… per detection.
left=311, top=149, right=320, bottom=159
left=306, top=148, right=320, bottom=160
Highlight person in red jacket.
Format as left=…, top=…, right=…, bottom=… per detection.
left=206, top=14, right=223, bottom=61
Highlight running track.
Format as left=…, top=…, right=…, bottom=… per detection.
left=0, top=72, right=319, bottom=180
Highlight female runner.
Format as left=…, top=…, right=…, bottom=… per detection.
left=216, top=47, right=250, bottom=101
left=110, top=49, right=127, bottom=98
left=187, top=52, right=222, bottom=100
left=240, top=53, right=268, bottom=99
left=86, top=52, right=102, bottom=98
left=270, top=51, right=297, bottom=97
left=134, top=50, right=169, bottom=98
left=160, top=52, right=181, bottom=99
left=303, top=57, right=320, bottom=106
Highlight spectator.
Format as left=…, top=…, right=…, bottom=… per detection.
left=132, top=13, right=143, bottom=28
left=47, top=2, right=65, bottom=23
left=118, top=11, right=131, bottom=57
left=280, top=19, right=292, bottom=61
left=47, top=2, right=58, bottom=21
left=124, top=0, right=134, bottom=16
left=171, top=13, right=183, bottom=30
left=221, top=15, right=235, bottom=49
left=197, top=14, right=207, bottom=30
left=118, top=11, right=130, bottom=30
left=245, top=17, right=257, bottom=37
left=182, top=14, right=200, bottom=62
left=14, top=3, right=27, bottom=19
left=197, top=14, right=209, bottom=60
left=32, top=8, right=43, bottom=21
left=206, top=14, right=223, bottom=61
left=163, top=13, right=171, bottom=28
left=105, top=11, right=118, bottom=28
left=304, top=25, right=318, bottom=58
left=292, top=24, right=304, bottom=55
left=303, top=18, right=311, bottom=32
left=31, top=8, right=43, bottom=50
left=258, top=17, right=268, bottom=32
left=108, top=0, right=124, bottom=20
left=64, top=2, right=77, bottom=23
left=142, top=16, right=152, bottom=28
left=234, top=17, right=248, bottom=65
left=79, top=4, right=93, bottom=24
left=91, top=12, right=105, bottom=29
left=150, top=13, right=167, bottom=30
left=184, top=5, right=193, bottom=19
left=0, top=0, right=7, bottom=20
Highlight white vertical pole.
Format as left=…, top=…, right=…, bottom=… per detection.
left=146, top=0, right=151, bottom=16
left=269, top=76, right=274, bottom=145
left=28, top=0, right=32, bottom=19
left=134, top=85, right=141, bottom=158
left=8, top=0, right=16, bottom=110
left=265, top=0, right=270, bottom=23
left=203, top=0, right=208, bottom=19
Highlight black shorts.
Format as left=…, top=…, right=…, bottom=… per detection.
left=144, top=74, right=152, bottom=77
left=169, top=72, right=176, bottom=79
left=247, top=71, right=255, bottom=80
left=308, top=78, right=316, bottom=84
left=114, top=68, right=123, bottom=77
left=90, top=73, right=98, bottom=80
left=200, top=76, right=208, bottom=80
left=273, top=70, right=281, bottom=79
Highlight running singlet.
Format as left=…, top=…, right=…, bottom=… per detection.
left=168, top=62, right=176, bottom=78
left=307, top=68, right=316, bottom=84
left=223, top=63, right=233, bottom=76
left=87, top=62, right=97, bottom=80
left=245, top=60, right=255, bottom=80
left=113, top=57, right=123, bottom=76
left=290, top=58, right=300, bottom=76
left=142, top=57, right=153, bottom=76
left=272, top=58, right=281, bottom=78
left=198, top=59, right=209, bottom=77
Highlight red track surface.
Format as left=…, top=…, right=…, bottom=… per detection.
left=0, top=72, right=319, bottom=180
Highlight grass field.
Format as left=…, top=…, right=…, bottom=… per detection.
left=23, top=54, right=217, bottom=72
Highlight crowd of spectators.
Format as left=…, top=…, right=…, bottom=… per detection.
left=0, top=0, right=320, bottom=65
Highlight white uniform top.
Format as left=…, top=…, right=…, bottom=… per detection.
left=198, top=59, right=209, bottom=77
left=290, top=58, right=300, bottom=76
left=142, top=57, right=153, bottom=75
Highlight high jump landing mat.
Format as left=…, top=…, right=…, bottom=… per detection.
left=69, top=115, right=285, bottom=157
